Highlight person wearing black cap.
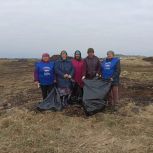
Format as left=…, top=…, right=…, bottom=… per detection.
left=82, top=48, right=101, bottom=80
left=54, top=50, right=74, bottom=108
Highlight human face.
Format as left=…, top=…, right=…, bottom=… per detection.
left=42, top=56, right=50, bottom=62
left=107, top=52, right=114, bottom=59
left=75, top=54, right=81, bottom=60
left=61, top=53, right=67, bottom=60
left=88, top=52, right=94, bottom=58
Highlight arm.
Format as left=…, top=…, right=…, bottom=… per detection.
left=112, top=60, right=121, bottom=79
left=54, top=61, right=65, bottom=78
left=99, top=60, right=103, bottom=78
left=82, top=59, right=87, bottom=78
left=96, top=58, right=101, bottom=75
left=52, top=62, right=56, bottom=82
left=68, top=61, right=74, bottom=78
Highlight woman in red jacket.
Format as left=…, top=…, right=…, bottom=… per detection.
left=71, top=50, right=85, bottom=103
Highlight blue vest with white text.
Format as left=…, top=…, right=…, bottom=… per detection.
left=101, top=58, right=119, bottom=80
left=36, top=61, right=55, bottom=85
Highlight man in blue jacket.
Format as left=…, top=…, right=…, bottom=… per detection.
left=101, top=50, right=121, bottom=111
left=34, top=53, right=55, bottom=99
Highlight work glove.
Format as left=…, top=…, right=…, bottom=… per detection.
left=82, top=76, right=86, bottom=80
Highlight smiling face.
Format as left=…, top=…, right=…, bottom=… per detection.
left=75, top=54, right=81, bottom=60
left=42, top=56, right=50, bottom=62
left=61, top=52, right=67, bottom=60
left=107, top=52, right=114, bottom=59
left=88, top=52, right=94, bottom=58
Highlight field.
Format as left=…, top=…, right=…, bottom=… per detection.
left=0, top=57, right=153, bottom=153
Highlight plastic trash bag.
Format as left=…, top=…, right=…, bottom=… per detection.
left=83, top=78, right=111, bottom=116
left=37, top=87, right=62, bottom=111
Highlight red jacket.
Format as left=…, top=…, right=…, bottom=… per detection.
left=72, top=59, right=85, bottom=88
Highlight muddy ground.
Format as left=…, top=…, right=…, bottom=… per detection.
left=0, top=57, right=153, bottom=114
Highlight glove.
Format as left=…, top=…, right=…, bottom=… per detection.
left=82, top=76, right=86, bottom=80
left=110, top=78, right=113, bottom=81
left=64, top=74, right=69, bottom=79
left=68, top=75, right=72, bottom=79
left=96, top=73, right=99, bottom=77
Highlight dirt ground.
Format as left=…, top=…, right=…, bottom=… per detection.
left=0, top=57, right=153, bottom=153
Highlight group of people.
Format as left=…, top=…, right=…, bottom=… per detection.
left=34, top=48, right=121, bottom=112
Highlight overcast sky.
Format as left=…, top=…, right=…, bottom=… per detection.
left=0, top=0, right=153, bottom=58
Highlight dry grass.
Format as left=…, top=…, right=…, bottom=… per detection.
left=0, top=58, right=153, bottom=153
left=121, top=58, right=153, bottom=81
left=0, top=104, right=153, bottom=153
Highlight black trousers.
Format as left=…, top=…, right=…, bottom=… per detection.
left=71, top=83, right=83, bottom=104
left=40, top=84, right=54, bottom=100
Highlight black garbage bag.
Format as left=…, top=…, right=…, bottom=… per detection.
left=37, top=87, right=62, bottom=111
left=83, top=78, right=111, bottom=116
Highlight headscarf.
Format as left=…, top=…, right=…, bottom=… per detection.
left=74, top=50, right=81, bottom=60
left=60, top=50, right=68, bottom=60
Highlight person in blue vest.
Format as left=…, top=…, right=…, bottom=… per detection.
left=34, top=53, right=55, bottom=99
left=55, top=50, right=74, bottom=108
left=101, top=51, right=121, bottom=111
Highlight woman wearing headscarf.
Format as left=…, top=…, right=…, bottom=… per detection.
left=101, top=51, right=121, bottom=111
left=71, top=50, right=85, bottom=103
left=54, top=50, right=74, bottom=107
left=34, top=53, right=55, bottom=99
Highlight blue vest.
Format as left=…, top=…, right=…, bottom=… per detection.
left=101, top=58, right=119, bottom=79
left=36, top=61, right=55, bottom=85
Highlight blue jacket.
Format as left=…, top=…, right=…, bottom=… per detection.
left=55, top=59, right=74, bottom=88
left=34, top=61, right=55, bottom=85
left=101, top=58, right=121, bottom=85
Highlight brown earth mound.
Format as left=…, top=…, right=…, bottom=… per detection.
left=143, top=56, right=153, bottom=63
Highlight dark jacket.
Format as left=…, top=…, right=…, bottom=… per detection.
left=83, top=56, right=101, bottom=79
left=55, top=59, right=74, bottom=88
left=101, top=58, right=121, bottom=85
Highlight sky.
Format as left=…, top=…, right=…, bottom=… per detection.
left=0, top=0, right=153, bottom=58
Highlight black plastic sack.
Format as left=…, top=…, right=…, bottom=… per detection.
left=83, top=78, right=111, bottom=116
left=37, top=87, right=62, bottom=111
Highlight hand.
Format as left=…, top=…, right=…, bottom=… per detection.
left=110, top=78, right=113, bottom=81
left=96, top=73, right=99, bottom=77
left=98, top=75, right=102, bottom=79
left=82, top=76, right=85, bottom=80
left=64, top=74, right=69, bottom=78
left=35, top=81, right=40, bottom=88
left=68, top=75, right=72, bottom=79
